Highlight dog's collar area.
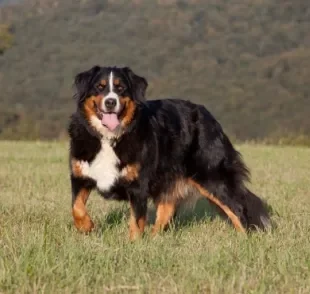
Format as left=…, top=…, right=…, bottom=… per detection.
left=109, top=137, right=118, bottom=147
left=99, top=135, right=121, bottom=147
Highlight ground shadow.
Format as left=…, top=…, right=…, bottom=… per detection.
left=95, top=205, right=129, bottom=234
left=70, top=196, right=275, bottom=234
left=94, top=198, right=219, bottom=234
left=148, top=198, right=220, bottom=230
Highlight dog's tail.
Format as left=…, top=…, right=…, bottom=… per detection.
left=237, top=188, right=271, bottom=231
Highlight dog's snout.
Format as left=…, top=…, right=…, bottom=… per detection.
left=105, top=98, right=117, bottom=110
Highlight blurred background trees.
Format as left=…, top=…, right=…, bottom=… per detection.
left=0, top=0, right=309, bottom=143
left=0, top=24, right=13, bottom=54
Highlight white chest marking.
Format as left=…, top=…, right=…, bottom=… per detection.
left=82, top=141, right=121, bottom=192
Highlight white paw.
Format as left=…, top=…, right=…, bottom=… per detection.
left=78, top=160, right=90, bottom=177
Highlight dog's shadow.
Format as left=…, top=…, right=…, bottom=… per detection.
left=98, top=198, right=219, bottom=232
left=152, top=198, right=219, bottom=230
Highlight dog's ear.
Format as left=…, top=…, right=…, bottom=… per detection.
left=74, top=66, right=101, bottom=101
left=123, top=67, right=148, bottom=102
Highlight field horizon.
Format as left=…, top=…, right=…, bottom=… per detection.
left=0, top=141, right=310, bottom=293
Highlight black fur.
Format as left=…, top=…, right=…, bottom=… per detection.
left=69, top=66, right=271, bottom=232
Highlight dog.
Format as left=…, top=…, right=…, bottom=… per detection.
left=68, top=66, right=271, bottom=240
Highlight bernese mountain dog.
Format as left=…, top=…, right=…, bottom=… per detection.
left=68, top=66, right=271, bottom=240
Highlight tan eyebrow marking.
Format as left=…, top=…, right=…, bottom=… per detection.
left=100, top=80, right=107, bottom=86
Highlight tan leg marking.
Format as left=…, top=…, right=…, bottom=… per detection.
left=152, top=202, right=176, bottom=236
left=72, top=188, right=94, bottom=233
left=188, top=179, right=246, bottom=233
left=129, top=203, right=146, bottom=241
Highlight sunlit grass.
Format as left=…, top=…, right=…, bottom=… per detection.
left=0, top=141, right=309, bottom=293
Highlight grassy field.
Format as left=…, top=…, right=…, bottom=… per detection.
left=0, top=141, right=310, bottom=293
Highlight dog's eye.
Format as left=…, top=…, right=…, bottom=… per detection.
left=117, top=86, right=124, bottom=92
left=97, top=84, right=105, bottom=91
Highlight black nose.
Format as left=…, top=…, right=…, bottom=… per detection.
left=105, top=98, right=117, bottom=110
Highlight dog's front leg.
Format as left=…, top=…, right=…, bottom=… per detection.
left=128, top=193, right=147, bottom=241
left=71, top=176, right=95, bottom=233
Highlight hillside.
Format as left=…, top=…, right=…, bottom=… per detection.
left=0, top=0, right=309, bottom=140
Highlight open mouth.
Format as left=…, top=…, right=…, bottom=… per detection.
left=95, top=105, right=123, bottom=132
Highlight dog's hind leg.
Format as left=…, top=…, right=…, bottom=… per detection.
left=152, top=200, right=176, bottom=236
left=151, top=179, right=190, bottom=236
left=129, top=197, right=147, bottom=241
left=188, top=179, right=246, bottom=233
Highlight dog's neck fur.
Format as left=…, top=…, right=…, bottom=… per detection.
left=77, top=103, right=144, bottom=145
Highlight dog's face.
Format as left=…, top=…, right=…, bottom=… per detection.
left=74, top=66, right=148, bottom=137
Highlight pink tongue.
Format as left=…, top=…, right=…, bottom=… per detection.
left=101, top=113, right=120, bottom=131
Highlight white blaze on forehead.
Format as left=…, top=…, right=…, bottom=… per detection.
left=109, top=71, right=114, bottom=92
left=101, top=70, right=120, bottom=113
left=105, top=71, right=118, bottom=99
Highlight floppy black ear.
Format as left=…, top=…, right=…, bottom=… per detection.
left=74, top=65, right=101, bottom=101
left=123, top=67, right=148, bottom=102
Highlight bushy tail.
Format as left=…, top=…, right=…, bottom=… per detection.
left=237, top=188, right=271, bottom=231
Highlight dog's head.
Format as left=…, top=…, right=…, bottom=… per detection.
left=74, top=66, right=148, bottom=137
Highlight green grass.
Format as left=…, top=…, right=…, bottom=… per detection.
left=0, top=141, right=310, bottom=293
